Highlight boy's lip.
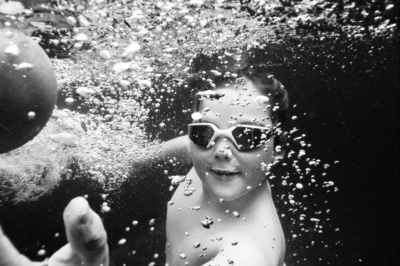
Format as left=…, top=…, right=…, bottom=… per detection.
left=210, top=168, right=240, bottom=176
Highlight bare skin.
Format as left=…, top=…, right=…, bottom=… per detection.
left=0, top=197, right=108, bottom=266
left=166, top=168, right=285, bottom=266
left=166, top=81, right=286, bottom=266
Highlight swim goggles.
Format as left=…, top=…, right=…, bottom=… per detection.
left=188, top=123, right=274, bottom=151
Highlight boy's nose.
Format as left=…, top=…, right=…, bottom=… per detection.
left=214, top=138, right=234, bottom=160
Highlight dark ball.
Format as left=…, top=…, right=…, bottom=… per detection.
left=0, top=28, right=57, bottom=153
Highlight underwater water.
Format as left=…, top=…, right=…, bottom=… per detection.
left=0, top=1, right=399, bottom=266
left=1, top=35, right=398, bottom=265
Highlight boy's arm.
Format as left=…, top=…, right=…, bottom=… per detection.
left=161, top=135, right=191, bottom=164
left=130, top=135, right=191, bottom=173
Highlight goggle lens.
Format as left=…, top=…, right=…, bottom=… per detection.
left=188, top=124, right=215, bottom=148
left=232, top=126, right=269, bottom=150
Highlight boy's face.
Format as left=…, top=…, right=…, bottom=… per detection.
left=189, top=81, right=276, bottom=201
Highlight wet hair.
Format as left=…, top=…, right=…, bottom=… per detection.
left=187, top=48, right=289, bottom=147
left=141, top=47, right=289, bottom=148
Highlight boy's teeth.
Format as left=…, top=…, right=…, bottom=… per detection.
left=214, top=170, right=234, bottom=175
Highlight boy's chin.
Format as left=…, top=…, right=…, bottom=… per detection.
left=206, top=187, right=249, bottom=202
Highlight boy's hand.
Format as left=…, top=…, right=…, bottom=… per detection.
left=0, top=197, right=109, bottom=266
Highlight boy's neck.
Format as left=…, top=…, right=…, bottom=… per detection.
left=200, top=179, right=273, bottom=215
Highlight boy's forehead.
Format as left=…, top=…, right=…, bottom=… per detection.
left=199, top=88, right=272, bottom=124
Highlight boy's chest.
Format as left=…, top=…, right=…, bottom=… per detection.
left=166, top=197, right=270, bottom=265
left=166, top=209, right=254, bottom=266
left=166, top=226, right=221, bottom=266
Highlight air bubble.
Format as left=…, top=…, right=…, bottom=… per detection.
left=191, top=112, right=202, bottom=121
left=138, top=80, right=152, bottom=88
left=37, top=249, right=46, bottom=256
left=5, top=31, right=13, bottom=38
left=75, top=33, right=88, bottom=41
left=4, top=44, right=20, bottom=56
left=113, top=62, right=131, bottom=73
left=66, top=16, right=77, bottom=26
left=119, top=80, right=130, bottom=90
left=323, top=181, right=334, bottom=187
left=15, top=62, right=33, bottom=70
left=122, top=42, right=141, bottom=59
left=201, top=216, right=213, bottom=228
left=74, top=42, right=83, bottom=49
left=27, top=111, right=36, bottom=120
left=253, top=95, right=270, bottom=105
left=101, top=203, right=111, bottom=213
left=99, top=50, right=111, bottom=60
left=76, top=87, right=95, bottom=98
left=65, top=97, right=74, bottom=104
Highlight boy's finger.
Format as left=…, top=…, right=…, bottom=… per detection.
left=63, top=197, right=109, bottom=266
left=0, top=224, right=38, bottom=266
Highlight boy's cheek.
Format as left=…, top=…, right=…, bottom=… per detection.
left=188, top=143, right=198, bottom=162
left=189, top=145, right=210, bottom=166
left=243, top=151, right=270, bottom=165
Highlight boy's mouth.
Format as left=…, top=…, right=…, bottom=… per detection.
left=210, top=169, right=240, bottom=176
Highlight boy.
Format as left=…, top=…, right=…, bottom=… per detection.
left=167, top=85, right=285, bottom=266
left=165, top=73, right=287, bottom=265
